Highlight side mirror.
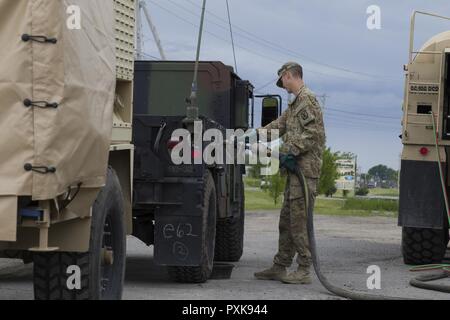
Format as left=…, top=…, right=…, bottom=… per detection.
left=261, top=97, right=280, bottom=127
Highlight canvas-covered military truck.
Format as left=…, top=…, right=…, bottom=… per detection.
left=132, top=61, right=253, bottom=283
left=0, top=0, right=135, bottom=300
left=399, top=11, right=450, bottom=265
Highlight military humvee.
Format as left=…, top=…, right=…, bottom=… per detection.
left=131, top=61, right=253, bottom=283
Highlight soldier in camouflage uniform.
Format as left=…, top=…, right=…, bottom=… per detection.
left=254, top=62, right=326, bottom=284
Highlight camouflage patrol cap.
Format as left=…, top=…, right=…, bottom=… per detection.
left=276, top=62, right=302, bottom=88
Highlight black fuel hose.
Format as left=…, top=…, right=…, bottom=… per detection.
left=275, top=148, right=448, bottom=298
left=409, top=272, right=450, bottom=294
left=293, top=166, right=406, bottom=300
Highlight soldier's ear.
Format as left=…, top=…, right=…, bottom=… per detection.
left=285, top=71, right=292, bottom=80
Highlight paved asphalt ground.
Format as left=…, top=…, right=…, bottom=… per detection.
left=0, top=211, right=449, bottom=300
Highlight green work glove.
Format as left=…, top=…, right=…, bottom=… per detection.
left=279, top=153, right=297, bottom=173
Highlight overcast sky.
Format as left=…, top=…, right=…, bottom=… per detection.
left=139, top=0, right=450, bottom=172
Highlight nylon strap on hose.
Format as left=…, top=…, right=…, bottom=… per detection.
left=410, top=264, right=450, bottom=272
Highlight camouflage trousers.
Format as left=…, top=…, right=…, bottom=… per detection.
left=273, top=174, right=318, bottom=269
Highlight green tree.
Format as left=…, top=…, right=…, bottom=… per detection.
left=368, top=165, right=397, bottom=181
left=359, top=173, right=371, bottom=187
left=267, top=170, right=286, bottom=205
left=248, top=161, right=263, bottom=179
left=319, top=148, right=339, bottom=197
left=392, top=170, right=399, bottom=182
left=355, top=187, right=369, bottom=196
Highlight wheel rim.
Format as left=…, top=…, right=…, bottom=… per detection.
left=100, top=214, right=115, bottom=299
left=206, top=190, right=216, bottom=271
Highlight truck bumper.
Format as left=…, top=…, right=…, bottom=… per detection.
left=134, top=176, right=206, bottom=266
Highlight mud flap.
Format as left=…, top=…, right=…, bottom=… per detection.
left=153, top=179, right=205, bottom=266
left=0, top=196, right=17, bottom=242
left=154, top=215, right=203, bottom=266
left=399, top=160, right=445, bottom=229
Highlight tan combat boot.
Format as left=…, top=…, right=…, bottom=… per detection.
left=281, top=267, right=312, bottom=284
left=254, top=264, right=287, bottom=281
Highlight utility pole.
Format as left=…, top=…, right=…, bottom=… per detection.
left=135, top=1, right=166, bottom=60
left=317, top=94, right=329, bottom=112
left=135, top=0, right=143, bottom=60
left=140, top=0, right=167, bottom=60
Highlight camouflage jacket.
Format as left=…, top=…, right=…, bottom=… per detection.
left=263, top=86, right=326, bottom=180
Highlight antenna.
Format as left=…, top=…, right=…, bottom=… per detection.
left=183, top=0, right=207, bottom=129
left=141, top=1, right=167, bottom=60
left=225, top=0, right=238, bottom=73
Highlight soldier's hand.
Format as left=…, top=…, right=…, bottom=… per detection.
left=280, top=153, right=297, bottom=173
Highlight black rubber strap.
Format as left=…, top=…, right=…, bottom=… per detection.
left=21, top=34, right=57, bottom=44
left=23, top=99, right=58, bottom=109
left=24, top=164, right=56, bottom=174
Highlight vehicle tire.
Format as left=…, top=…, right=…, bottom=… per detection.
left=33, top=167, right=126, bottom=300
left=214, top=183, right=245, bottom=262
left=402, top=226, right=448, bottom=265
left=445, top=229, right=449, bottom=247
left=167, top=170, right=217, bottom=283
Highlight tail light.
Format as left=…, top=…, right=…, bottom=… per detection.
left=192, top=147, right=202, bottom=160
left=167, top=138, right=202, bottom=162
left=419, top=147, right=429, bottom=156
left=167, top=138, right=181, bottom=151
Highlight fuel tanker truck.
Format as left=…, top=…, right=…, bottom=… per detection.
left=0, top=0, right=135, bottom=299
left=399, top=11, right=450, bottom=265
